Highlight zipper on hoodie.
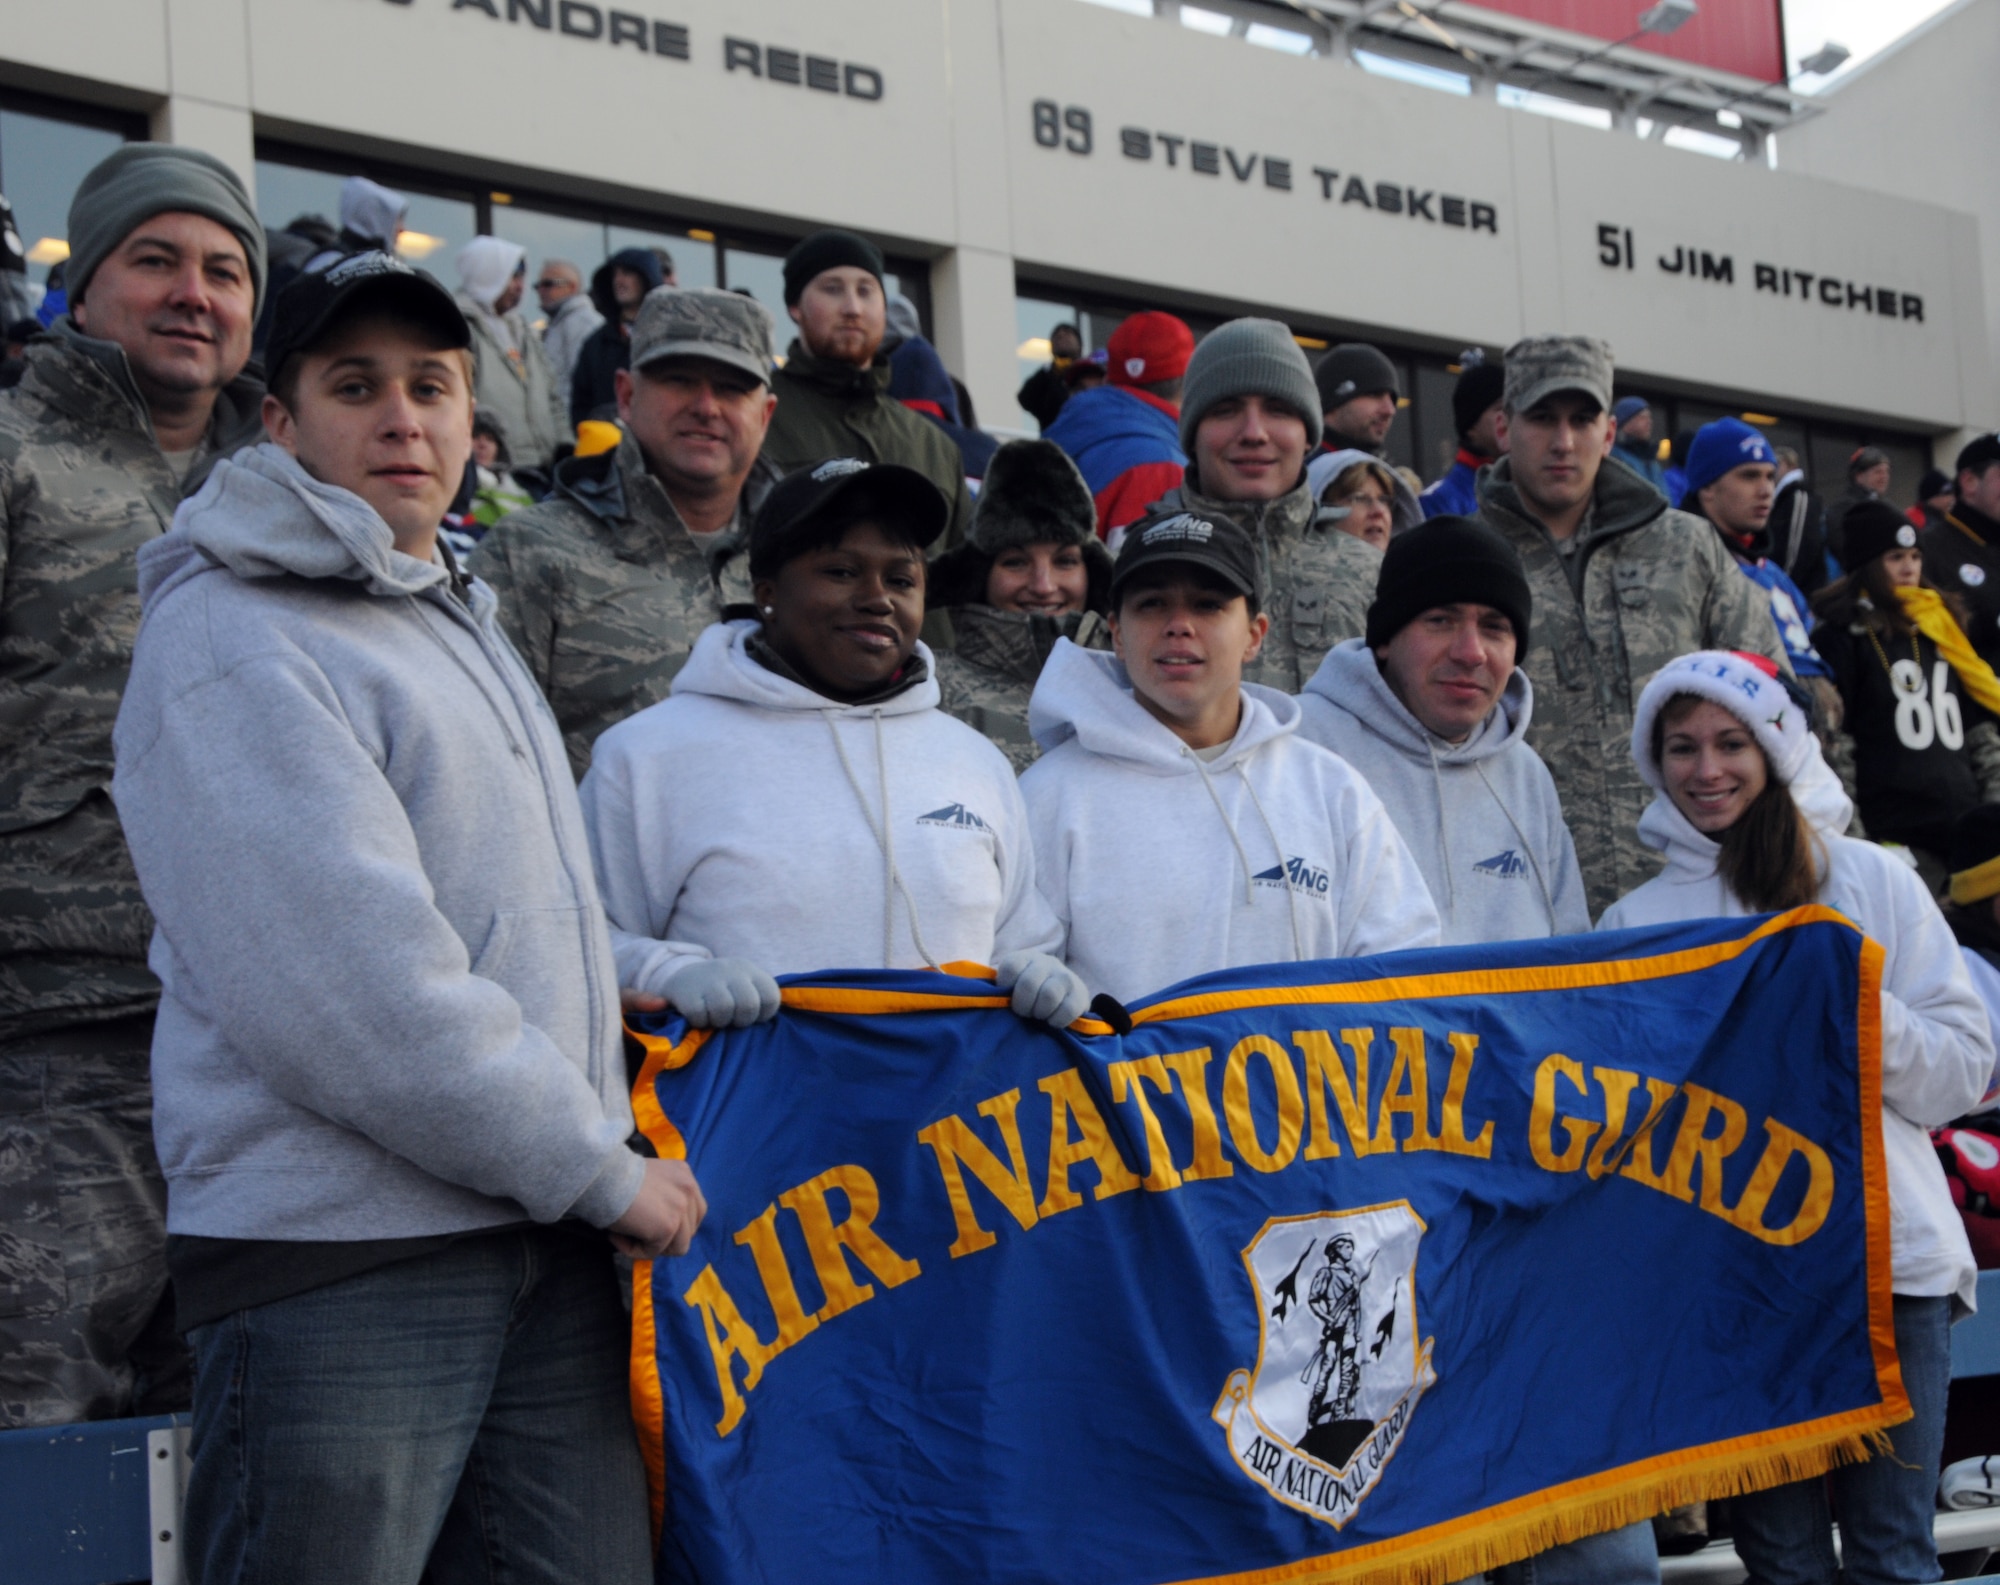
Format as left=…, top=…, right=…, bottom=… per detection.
left=418, top=584, right=614, bottom=1083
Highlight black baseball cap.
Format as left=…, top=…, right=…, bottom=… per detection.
left=265, top=250, right=470, bottom=390
left=749, top=458, right=949, bottom=580
left=1109, top=508, right=1260, bottom=604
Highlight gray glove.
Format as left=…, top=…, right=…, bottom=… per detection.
left=662, top=958, right=782, bottom=1029
left=995, top=951, right=1092, bottom=1029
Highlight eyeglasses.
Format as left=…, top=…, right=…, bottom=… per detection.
left=533, top=278, right=571, bottom=291
left=1341, top=491, right=1393, bottom=509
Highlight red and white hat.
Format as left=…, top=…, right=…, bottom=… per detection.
left=1106, top=311, right=1195, bottom=388
left=1632, top=651, right=1813, bottom=790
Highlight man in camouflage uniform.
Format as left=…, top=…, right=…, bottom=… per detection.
left=1474, top=336, right=1787, bottom=918
left=471, top=287, right=775, bottom=777
left=0, top=144, right=266, bottom=1426
left=1142, top=318, right=1381, bottom=692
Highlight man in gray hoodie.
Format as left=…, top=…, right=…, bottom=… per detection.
left=1297, top=516, right=1587, bottom=944
left=1298, top=518, right=1658, bottom=1584
left=112, top=253, right=700, bottom=1583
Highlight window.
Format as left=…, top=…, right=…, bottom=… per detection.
left=254, top=154, right=478, bottom=269
left=1015, top=295, right=1079, bottom=429
left=0, top=92, right=140, bottom=296
left=722, top=246, right=789, bottom=337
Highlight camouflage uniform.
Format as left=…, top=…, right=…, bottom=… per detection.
left=1474, top=457, right=1789, bottom=918
left=1149, top=475, right=1380, bottom=693
left=469, top=434, right=764, bottom=778
left=0, top=324, right=262, bottom=1425
left=933, top=607, right=1111, bottom=771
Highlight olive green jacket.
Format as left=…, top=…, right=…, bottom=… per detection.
left=761, top=342, right=974, bottom=548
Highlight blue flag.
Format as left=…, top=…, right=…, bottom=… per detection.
left=629, top=908, right=1903, bottom=1585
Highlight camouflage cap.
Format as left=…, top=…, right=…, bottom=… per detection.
left=630, top=285, right=775, bottom=385
left=1502, top=335, right=1614, bottom=416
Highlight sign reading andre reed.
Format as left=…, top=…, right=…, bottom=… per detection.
left=628, top=910, right=1902, bottom=1585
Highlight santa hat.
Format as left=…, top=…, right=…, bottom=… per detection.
left=1631, top=651, right=1813, bottom=791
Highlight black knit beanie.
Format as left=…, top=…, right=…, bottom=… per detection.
left=1365, top=515, right=1532, bottom=653
left=1314, top=342, right=1400, bottom=411
left=782, top=229, right=885, bottom=305
left=1450, top=360, right=1506, bottom=440
left=1838, top=498, right=1920, bottom=574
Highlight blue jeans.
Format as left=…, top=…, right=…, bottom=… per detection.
left=181, top=1227, right=651, bottom=1585
left=1489, top=1522, right=1661, bottom=1584
left=1731, top=1294, right=1952, bottom=1585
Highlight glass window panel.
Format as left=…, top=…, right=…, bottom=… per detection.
left=252, top=159, right=477, bottom=272
left=722, top=246, right=789, bottom=345
left=1413, top=363, right=1460, bottom=485
left=254, top=160, right=345, bottom=238
left=1380, top=358, right=1416, bottom=471
left=1806, top=432, right=1860, bottom=501
left=1872, top=438, right=1930, bottom=510
left=1085, top=310, right=1125, bottom=351
left=0, top=110, right=128, bottom=283
left=491, top=205, right=608, bottom=310
left=1015, top=294, right=1077, bottom=430
left=882, top=270, right=921, bottom=329
left=610, top=225, right=717, bottom=290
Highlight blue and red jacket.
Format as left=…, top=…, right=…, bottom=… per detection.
left=1043, top=385, right=1186, bottom=538
left=1419, top=449, right=1489, bottom=519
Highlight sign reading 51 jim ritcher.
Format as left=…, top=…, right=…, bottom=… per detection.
left=628, top=910, right=1904, bottom=1585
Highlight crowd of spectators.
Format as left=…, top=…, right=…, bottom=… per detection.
left=2, top=147, right=1998, bottom=1585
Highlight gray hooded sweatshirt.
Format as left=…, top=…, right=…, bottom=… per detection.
left=112, top=444, right=644, bottom=1241
left=1297, top=639, right=1589, bottom=945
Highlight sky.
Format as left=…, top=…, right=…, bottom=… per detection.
left=1781, top=0, right=1957, bottom=88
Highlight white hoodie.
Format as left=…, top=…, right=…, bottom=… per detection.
left=580, top=620, right=1060, bottom=995
left=1600, top=754, right=1989, bottom=1311
left=1020, top=641, right=1441, bottom=1006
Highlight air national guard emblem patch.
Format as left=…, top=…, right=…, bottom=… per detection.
left=1215, top=1205, right=1435, bottom=1527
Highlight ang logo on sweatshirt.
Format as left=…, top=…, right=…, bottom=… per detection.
left=1473, top=850, right=1527, bottom=880
left=917, top=803, right=991, bottom=832
left=1253, top=857, right=1331, bottom=897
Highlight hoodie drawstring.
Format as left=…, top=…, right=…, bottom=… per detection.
left=1473, top=760, right=1561, bottom=926
left=1424, top=737, right=1457, bottom=920
left=1239, top=769, right=1307, bottom=964
left=1185, top=748, right=1306, bottom=964
left=1186, top=748, right=1257, bottom=904
left=822, top=708, right=942, bottom=972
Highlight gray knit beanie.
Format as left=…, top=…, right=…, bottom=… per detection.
left=67, top=144, right=267, bottom=312
left=1179, top=318, right=1324, bottom=456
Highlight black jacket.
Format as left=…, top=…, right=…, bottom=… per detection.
left=1923, top=506, right=2000, bottom=669
left=567, top=247, right=665, bottom=426
left=1017, top=362, right=1070, bottom=430
left=1769, top=479, right=1831, bottom=597
left=1814, top=615, right=1985, bottom=856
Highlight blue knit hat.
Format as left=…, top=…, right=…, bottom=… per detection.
left=1684, top=418, right=1776, bottom=500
